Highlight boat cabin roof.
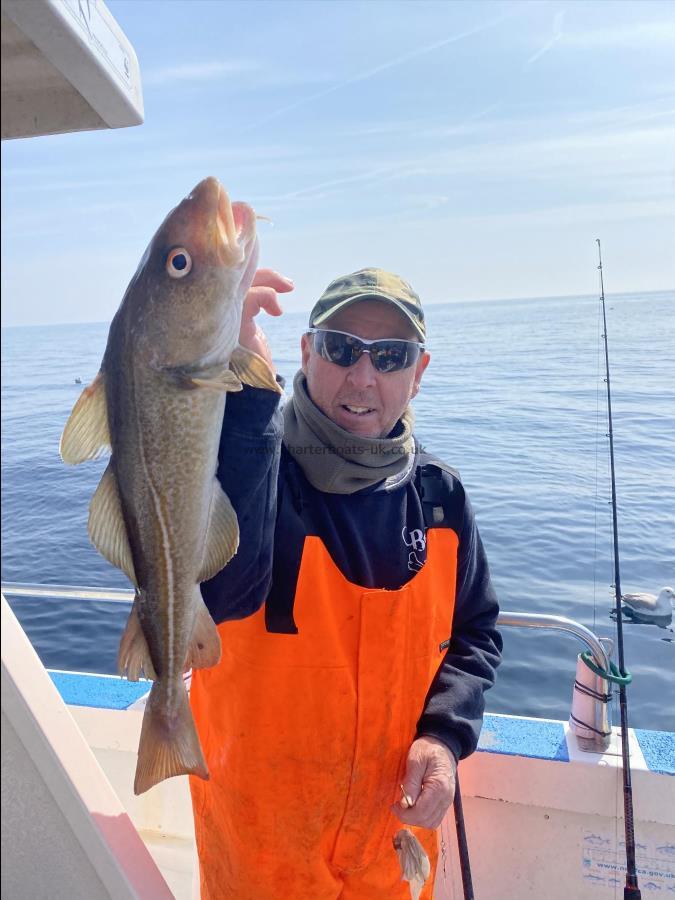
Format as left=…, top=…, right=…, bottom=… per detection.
left=1, top=0, right=143, bottom=140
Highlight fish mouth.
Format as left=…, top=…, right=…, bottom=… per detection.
left=180, top=177, right=257, bottom=274
left=215, top=185, right=256, bottom=267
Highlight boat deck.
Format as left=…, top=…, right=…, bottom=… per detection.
left=3, top=587, right=674, bottom=898
left=58, top=669, right=675, bottom=899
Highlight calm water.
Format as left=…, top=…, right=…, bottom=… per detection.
left=2, top=291, right=674, bottom=731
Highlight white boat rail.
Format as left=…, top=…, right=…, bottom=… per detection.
left=0, top=581, right=611, bottom=668
left=2, top=581, right=135, bottom=604
left=2, top=580, right=614, bottom=749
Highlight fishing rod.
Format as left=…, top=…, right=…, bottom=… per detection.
left=453, top=775, right=474, bottom=899
left=597, top=238, right=641, bottom=900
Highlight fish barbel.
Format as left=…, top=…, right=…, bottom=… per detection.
left=60, top=177, right=280, bottom=795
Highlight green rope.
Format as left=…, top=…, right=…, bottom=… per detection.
left=580, top=650, right=632, bottom=686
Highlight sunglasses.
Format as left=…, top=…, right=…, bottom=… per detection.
left=307, top=328, right=425, bottom=373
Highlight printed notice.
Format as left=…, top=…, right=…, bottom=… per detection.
left=582, top=831, right=675, bottom=892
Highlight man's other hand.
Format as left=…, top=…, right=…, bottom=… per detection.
left=239, top=269, right=294, bottom=372
left=393, top=736, right=457, bottom=829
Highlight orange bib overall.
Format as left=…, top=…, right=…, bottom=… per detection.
left=190, top=526, right=458, bottom=899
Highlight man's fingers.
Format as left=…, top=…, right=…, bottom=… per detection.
left=395, top=807, right=446, bottom=829
left=244, top=286, right=284, bottom=318
left=251, top=268, right=294, bottom=293
left=400, top=756, right=426, bottom=808
left=393, top=783, right=451, bottom=829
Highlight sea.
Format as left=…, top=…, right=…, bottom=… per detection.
left=2, top=291, right=674, bottom=732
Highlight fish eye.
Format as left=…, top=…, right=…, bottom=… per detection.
left=166, top=248, right=192, bottom=279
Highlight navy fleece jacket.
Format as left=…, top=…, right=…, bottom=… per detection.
left=202, top=384, right=502, bottom=762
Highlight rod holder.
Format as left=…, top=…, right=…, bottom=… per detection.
left=569, top=648, right=613, bottom=751
left=497, top=612, right=614, bottom=752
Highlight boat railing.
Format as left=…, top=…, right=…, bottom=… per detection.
left=1, top=582, right=614, bottom=751
left=2, top=582, right=135, bottom=604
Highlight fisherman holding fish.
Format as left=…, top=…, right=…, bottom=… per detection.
left=191, top=266, right=502, bottom=898
left=61, top=178, right=501, bottom=899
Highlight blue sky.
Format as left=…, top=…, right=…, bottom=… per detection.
left=2, top=0, right=674, bottom=326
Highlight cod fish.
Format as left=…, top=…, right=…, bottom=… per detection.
left=393, top=829, right=431, bottom=900
left=60, top=177, right=279, bottom=795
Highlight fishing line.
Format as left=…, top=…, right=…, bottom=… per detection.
left=596, top=239, right=641, bottom=900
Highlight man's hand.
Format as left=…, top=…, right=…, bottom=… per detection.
left=239, top=269, right=294, bottom=372
left=393, top=736, right=457, bottom=829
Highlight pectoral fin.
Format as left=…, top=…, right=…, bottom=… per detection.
left=60, top=372, right=111, bottom=464
left=230, top=345, right=281, bottom=393
left=198, top=482, right=239, bottom=582
left=118, top=598, right=156, bottom=681
left=189, top=368, right=243, bottom=392
left=88, top=462, right=137, bottom=586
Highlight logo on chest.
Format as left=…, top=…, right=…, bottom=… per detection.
left=402, top=526, right=427, bottom=572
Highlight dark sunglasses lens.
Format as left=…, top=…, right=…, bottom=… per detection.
left=371, top=341, right=418, bottom=373
left=315, top=331, right=360, bottom=367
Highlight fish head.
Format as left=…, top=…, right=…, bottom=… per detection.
left=125, top=176, right=258, bottom=368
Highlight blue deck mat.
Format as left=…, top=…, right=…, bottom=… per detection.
left=635, top=729, right=675, bottom=776
left=48, top=671, right=672, bottom=773
left=49, top=670, right=149, bottom=710
left=478, top=713, right=569, bottom=762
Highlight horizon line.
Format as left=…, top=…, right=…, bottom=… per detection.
left=1, top=287, right=673, bottom=330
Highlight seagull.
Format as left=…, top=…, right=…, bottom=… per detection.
left=620, top=586, right=675, bottom=622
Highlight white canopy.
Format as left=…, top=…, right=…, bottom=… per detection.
left=1, top=0, right=143, bottom=140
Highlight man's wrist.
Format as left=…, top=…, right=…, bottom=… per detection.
left=418, top=733, right=459, bottom=768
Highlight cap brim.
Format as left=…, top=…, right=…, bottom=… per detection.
left=312, top=292, right=425, bottom=342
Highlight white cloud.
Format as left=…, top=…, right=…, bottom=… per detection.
left=433, top=198, right=675, bottom=229
left=525, top=10, right=566, bottom=67
left=142, top=59, right=262, bottom=86
left=255, top=119, right=675, bottom=209
left=242, top=9, right=518, bottom=132
left=142, top=59, right=337, bottom=91
left=561, top=20, right=675, bottom=50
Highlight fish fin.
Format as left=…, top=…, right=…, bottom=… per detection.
left=134, top=680, right=208, bottom=795
left=186, top=596, right=222, bottom=671
left=60, top=371, right=111, bottom=464
left=118, top=598, right=157, bottom=681
left=230, top=345, right=282, bottom=393
left=189, top=369, right=243, bottom=392
left=198, top=481, right=240, bottom=581
left=88, top=462, right=137, bottom=586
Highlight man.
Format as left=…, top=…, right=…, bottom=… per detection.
left=190, top=268, right=502, bottom=899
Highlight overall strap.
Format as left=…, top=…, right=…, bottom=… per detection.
left=415, top=461, right=465, bottom=534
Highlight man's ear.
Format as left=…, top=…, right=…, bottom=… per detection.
left=301, top=333, right=311, bottom=374
left=411, top=352, right=430, bottom=399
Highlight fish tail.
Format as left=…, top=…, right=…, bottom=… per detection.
left=133, top=680, right=208, bottom=795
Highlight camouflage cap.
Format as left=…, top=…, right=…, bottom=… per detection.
left=309, top=268, right=426, bottom=342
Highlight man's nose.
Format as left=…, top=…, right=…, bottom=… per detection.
left=345, top=351, right=377, bottom=387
